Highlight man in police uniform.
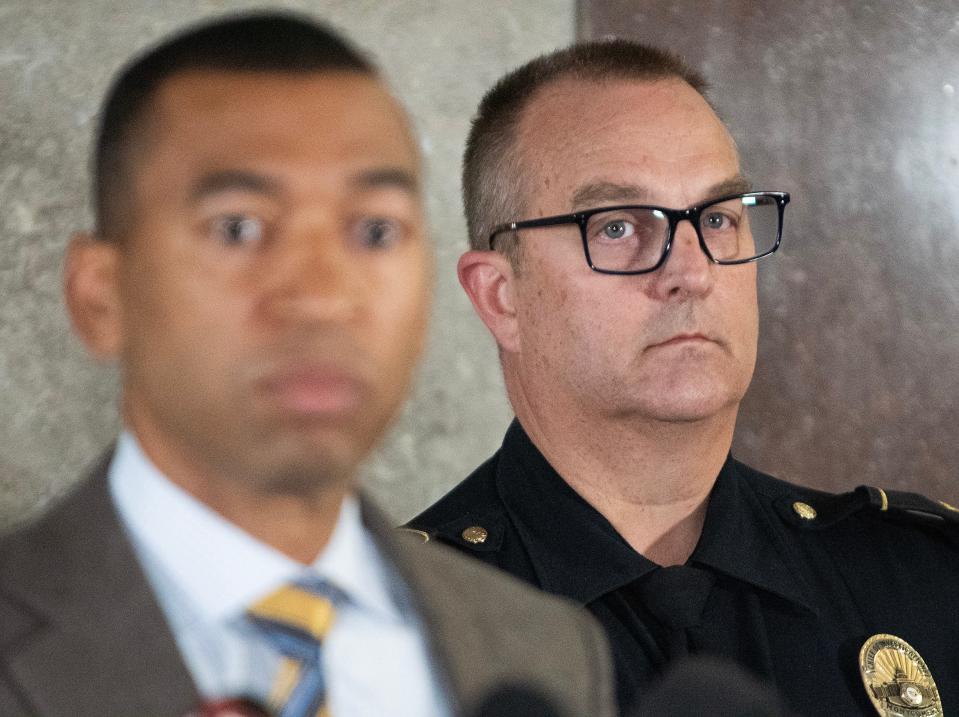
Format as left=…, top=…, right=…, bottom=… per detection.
left=410, top=40, right=959, bottom=716
left=0, top=15, right=614, bottom=717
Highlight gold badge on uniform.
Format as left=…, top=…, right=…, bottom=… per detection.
left=859, top=634, right=942, bottom=716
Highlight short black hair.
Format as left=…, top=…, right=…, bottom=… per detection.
left=463, top=40, right=708, bottom=263
left=94, top=11, right=375, bottom=239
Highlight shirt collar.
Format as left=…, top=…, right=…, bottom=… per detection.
left=494, top=421, right=659, bottom=602
left=108, top=431, right=401, bottom=624
left=494, top=420, right=816, bottom=614
left=689, top=459, right=817, bottom=614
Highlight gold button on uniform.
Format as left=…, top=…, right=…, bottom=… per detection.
left=792, top=501, right=817, bottom=520
left=461, top=526, right=488, bottom=544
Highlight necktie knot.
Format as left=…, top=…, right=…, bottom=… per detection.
left=249, top=583, right=336, bottom=645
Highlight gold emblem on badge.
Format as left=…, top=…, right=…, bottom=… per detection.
left=859, top=634, right=942, bottom=716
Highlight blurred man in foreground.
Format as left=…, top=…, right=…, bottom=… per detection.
left=0, top=14, right=613, bottom=717
left=411, top=40, right=959, bottom=716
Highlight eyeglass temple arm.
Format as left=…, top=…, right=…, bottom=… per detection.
left=488, top=214, right=581, bottom=249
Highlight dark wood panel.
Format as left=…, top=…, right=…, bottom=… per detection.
left=580, top=1, right=959, bottom=501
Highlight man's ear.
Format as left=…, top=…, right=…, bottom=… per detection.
left=63, top=232, right=123, bottom=360
left=457, top=250, right=521, bottom=354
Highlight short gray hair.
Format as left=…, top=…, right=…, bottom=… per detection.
left=462, top=39, right=708, bottom=267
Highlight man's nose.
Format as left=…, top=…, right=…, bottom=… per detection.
left=259, top=222, right=364, bottom=324
left=650, top=218, right=713, bottom=299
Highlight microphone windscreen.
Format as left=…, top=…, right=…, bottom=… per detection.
left=630, top=657, right=796, bottom=717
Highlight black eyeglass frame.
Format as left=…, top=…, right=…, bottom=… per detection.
left=488, top=190, right=791, bottom=275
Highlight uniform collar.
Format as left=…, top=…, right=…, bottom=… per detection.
left=689, top=459, right=818, bottom=615
left=494, top=420, right=817, bottom=615
left=494, top=421, right=658, bottom=602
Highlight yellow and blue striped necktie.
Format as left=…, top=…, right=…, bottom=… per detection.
left=248, top=581, right=336, bottom=717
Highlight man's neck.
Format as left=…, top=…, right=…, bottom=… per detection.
left=171, top=469, right=346, bottom=566
left=516, top=403, right=735, bottom=567
left=126, top=421, right=346, bottom=565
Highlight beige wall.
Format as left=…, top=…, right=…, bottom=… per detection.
left=0, top=0, right=574, bottom=528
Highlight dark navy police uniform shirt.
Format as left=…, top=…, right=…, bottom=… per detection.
left=409, top=420, right=959, bottom=716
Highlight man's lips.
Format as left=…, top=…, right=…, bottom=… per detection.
left=648, top=333, right=716, bottom=350
left=257, top=367, right=368, bottom=414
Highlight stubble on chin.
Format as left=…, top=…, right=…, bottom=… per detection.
left=222, top=423, right=364, bottom=501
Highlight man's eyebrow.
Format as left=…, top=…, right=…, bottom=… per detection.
left=188, top=167, right=419, bottom=204
left=189, top=171, right=281, bottom=203
left=570, top=175, right=754, bottom=211
left=701, top=175, right=753, bottom=201
left=571, top=181, right=650, bottom=209
left=352, top=167, right=420, bottom=195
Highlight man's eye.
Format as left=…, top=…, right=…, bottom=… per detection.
left=355, top=217, right=403, bottom=249
left=212, top=215, right=265, bottom=246
left=702, top=212, right=734, bottom=232
left=600, top=219, right=636, bottom=241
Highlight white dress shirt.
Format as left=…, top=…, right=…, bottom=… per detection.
left=108, top=431, right=452, bottom=716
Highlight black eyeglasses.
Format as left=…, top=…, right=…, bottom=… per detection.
left=489, top=191, right=790, bottom=275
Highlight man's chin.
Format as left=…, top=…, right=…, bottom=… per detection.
left=235, top=453, right=355, bottom=498
left=649, top=395, right=742, bottom=425
left=255, top=464, right=349, bottom=498
left=615, top=383, right=744, bottom=425
left=227, top=430, right=369, bottom=497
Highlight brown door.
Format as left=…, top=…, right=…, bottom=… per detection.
left=581, top=1, right=959, bottom=501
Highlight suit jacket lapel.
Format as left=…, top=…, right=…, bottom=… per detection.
left=359, top=498, right=469, bottom=713
left=0, top=455, right=197, bottom=717
left=362, top=496, right=617, bottom=717
left=361, top=497, right=547, bottom=716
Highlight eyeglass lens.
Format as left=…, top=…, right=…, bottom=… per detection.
left=583, top=194, right=781, bottom=272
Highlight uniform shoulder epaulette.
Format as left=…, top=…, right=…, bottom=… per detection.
left=396, top=526, right=432, bottom=543
left=774, top=484, right=959, bottom=530
left=773, top=485, right=867, bottom=529
left=400, top=511, right=506, bottom=552
left=859, top=485, right=959, bottom=525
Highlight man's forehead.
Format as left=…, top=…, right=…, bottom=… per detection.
left=519, top=74, right=730, bottom=145
left=514, top=75, right=740, bottom=208
left=140, top=68, right=420, bottom=173
left=523, top=75, right=680, bottom=118
left=151, top=68, right=400, bottom=122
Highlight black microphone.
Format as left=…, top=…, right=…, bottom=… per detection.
left=630, top=657, right=797, bottom=717
left=183, top=698, right=272, bottom=717
left=470, top=683, right=564, bottom=717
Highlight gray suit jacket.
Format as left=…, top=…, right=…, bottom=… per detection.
left=0, top=455, right=614, bottom=717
